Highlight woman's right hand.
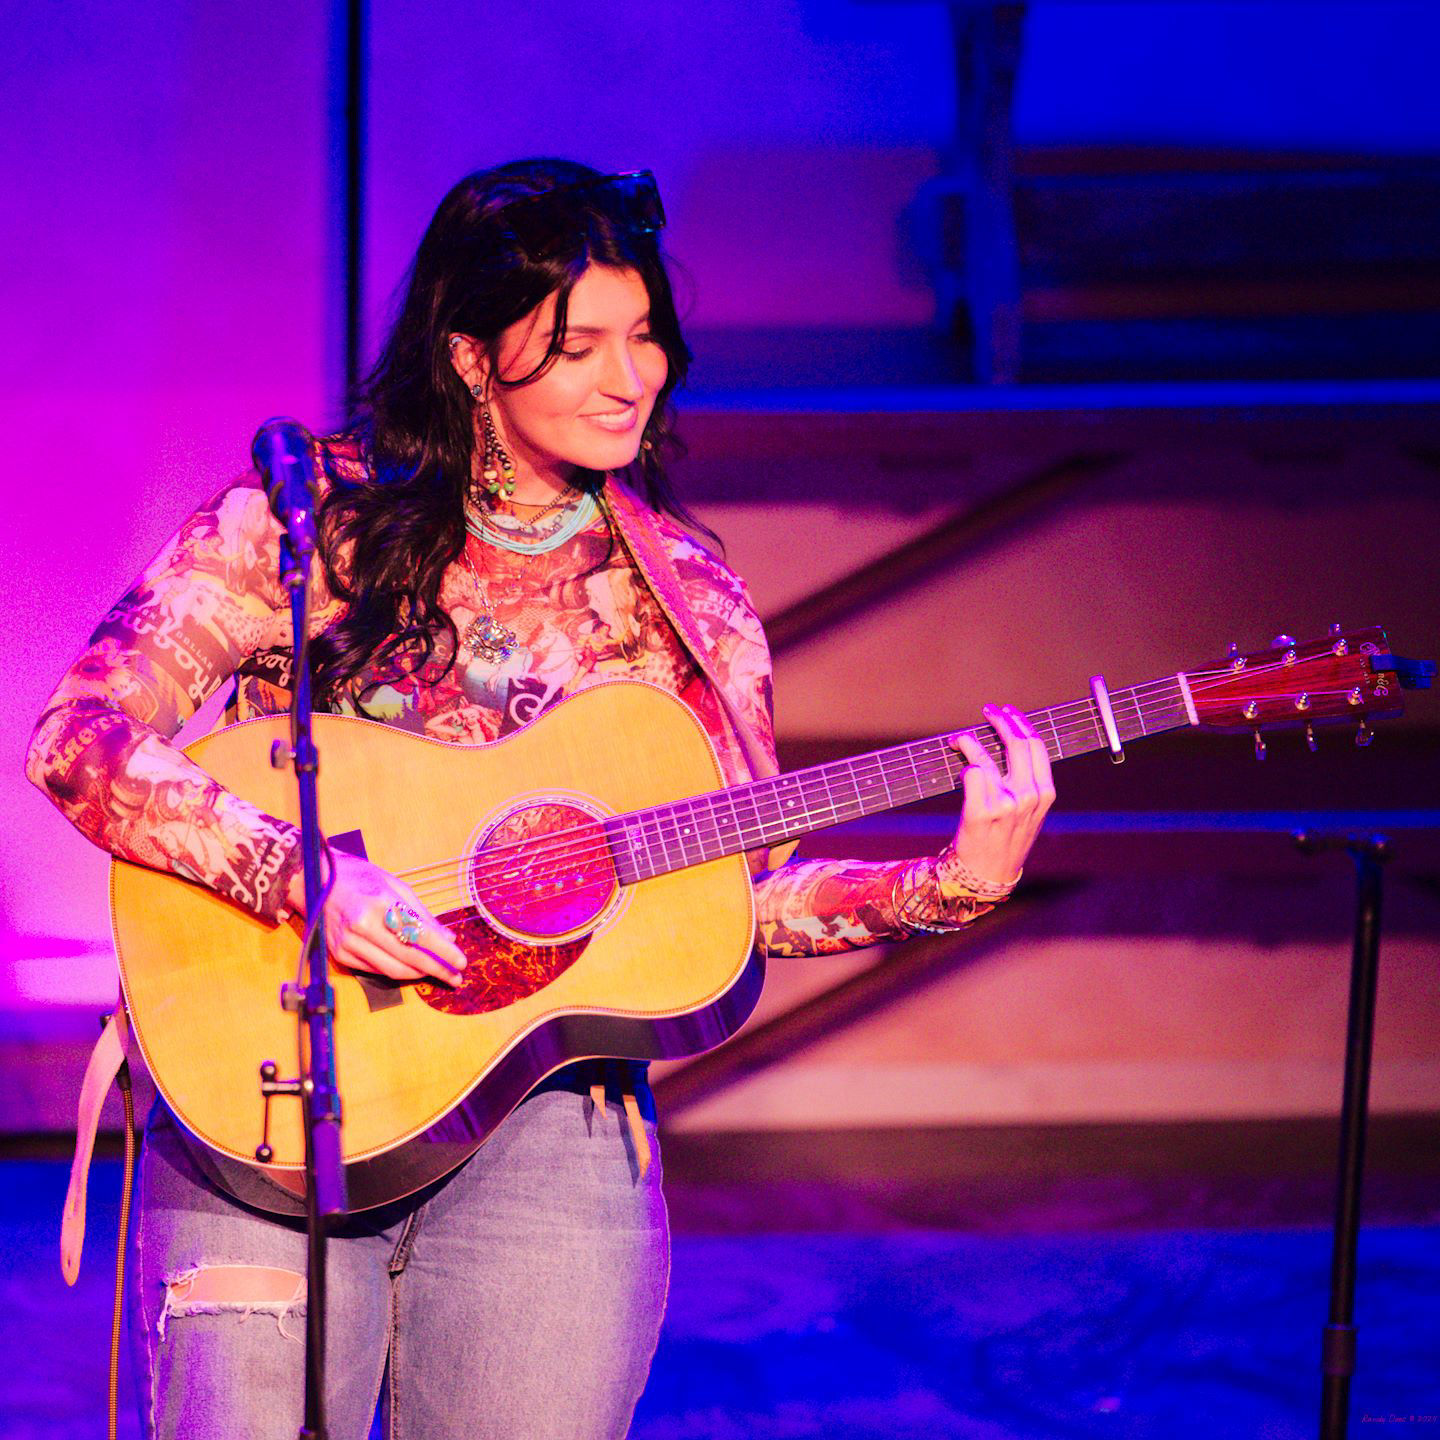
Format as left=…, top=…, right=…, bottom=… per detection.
left=287, top=849, right=468, bottom=987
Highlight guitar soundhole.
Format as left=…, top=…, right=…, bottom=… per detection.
left=469, top=801, right=618, bottom=941
left=413, top=801, right=615, bottom=1018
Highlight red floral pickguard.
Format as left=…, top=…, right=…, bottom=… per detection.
left=415, top=906, right=591, bottom=1016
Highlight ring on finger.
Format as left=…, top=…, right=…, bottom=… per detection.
left=384, top=903, right=423, bottom=947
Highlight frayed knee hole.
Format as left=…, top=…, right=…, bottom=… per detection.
left=158, top=1266, right=308, bottom=1342
left=166, top=1265, right=305, bottom=1306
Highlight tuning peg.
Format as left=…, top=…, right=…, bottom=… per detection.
left=1227, top=641, right=1244, bottom=671
left=1356, top=723, right=1375, bottom=748
left=1271, top=633, right=1296, bottom=649
left=1253, top=729, right=1267, bottom=762
left=1305, top=723, right=1318, bottom=753
left=1329, top=622, right=1342, bottom=636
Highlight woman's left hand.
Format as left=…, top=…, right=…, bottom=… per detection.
left=943, top=704, right=1056, bottom=890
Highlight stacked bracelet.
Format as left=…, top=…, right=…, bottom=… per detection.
left=889, top=853, right=1020, bottom=935
left=935, top=853, right=1023, bottom=902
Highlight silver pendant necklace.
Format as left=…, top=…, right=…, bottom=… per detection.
left=460, top=543, right=519, bottom=664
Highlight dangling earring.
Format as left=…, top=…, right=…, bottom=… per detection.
left=474, top=393, right=516, bottom=500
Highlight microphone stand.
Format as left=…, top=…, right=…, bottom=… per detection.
left=1294, top=830, right=1389, bottom=1440
left=255, top=421, right=348, bottom=1440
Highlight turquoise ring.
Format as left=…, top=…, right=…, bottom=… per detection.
left=384, top=903, right=423, bottom=947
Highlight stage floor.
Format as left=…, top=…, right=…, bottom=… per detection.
left=4, top=1146, right=1436, bottom=1440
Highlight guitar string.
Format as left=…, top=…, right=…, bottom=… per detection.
left=402, top=705, right=1189, bottom=911
left=400, top=707, right=1354, bottom=918
left=408, top=650, right=1337, bottom=895
left=400, top=753, right=989, bottom=912
left=387, top=673, right=1200, bottom=892
left=399, top=671, right=1366, bottom=914
left=394, top=663, right=1363, bottom=910
left=396, top=693, right=1182, bottom=902
left=439, top=644, right=1346, bottom=895
left=421, top=648, right=1345, bottom=891
left=408, top=705, right=1193, bottom=914
left=385, top=656, right=1366, bottom=909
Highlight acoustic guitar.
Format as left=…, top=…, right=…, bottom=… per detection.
left=111, top=626, right=1423, bottom=1211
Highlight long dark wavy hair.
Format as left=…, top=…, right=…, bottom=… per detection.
left=311, top=157, right=701, bottom=710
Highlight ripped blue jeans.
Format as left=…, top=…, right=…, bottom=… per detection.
left=130, top=1079, right=668, bottom=1439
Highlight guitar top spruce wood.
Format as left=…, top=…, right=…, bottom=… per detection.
left=110, top=626, right=1423, bottom=1212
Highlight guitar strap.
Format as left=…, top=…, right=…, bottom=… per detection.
left=601, top=478, right=798, bottom=873
left=61, top=999, right=131, bottom=1284
left=601, top=479, right=776, bottom=780
left=602, top=478, right=800, bottom=873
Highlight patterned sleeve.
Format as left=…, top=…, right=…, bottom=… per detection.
left=705, top=581, right=997, bottom=958
left=24, top=475, right=306, bottom=921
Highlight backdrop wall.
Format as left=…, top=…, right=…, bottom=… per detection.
left=3, top=1, right=1436, bottom=1130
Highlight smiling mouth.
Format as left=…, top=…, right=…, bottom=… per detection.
left=582, top=407, right=638, bottom=433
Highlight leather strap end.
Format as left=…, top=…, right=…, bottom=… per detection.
left=60, top=1005, right=131, bottom=1286
left=60, top=1190, right=86, bottom=1288
left=621, top=1089, right=652, bottom=1179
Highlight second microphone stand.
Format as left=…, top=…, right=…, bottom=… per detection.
left=1295, top=830, right=1388, bottom=1440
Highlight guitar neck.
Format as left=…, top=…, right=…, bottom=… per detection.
left=606, top=672, right=1196, bottom=882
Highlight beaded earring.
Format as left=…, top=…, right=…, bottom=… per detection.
left=472, top=390, right=517, bottom=499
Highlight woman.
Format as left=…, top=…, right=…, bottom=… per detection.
left=27, top=159, right=1054, bottom=1439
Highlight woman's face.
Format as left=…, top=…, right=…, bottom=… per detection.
left=460, top=265, right=669, bottom=489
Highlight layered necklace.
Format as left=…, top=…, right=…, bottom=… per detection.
left=467, top=485, right=600, bottom=554
left=459, top=485, right=601, bottom=664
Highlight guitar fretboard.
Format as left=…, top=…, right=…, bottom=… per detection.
left=605, top=676, right=1193, bottom=883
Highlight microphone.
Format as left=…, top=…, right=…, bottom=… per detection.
left=251, top=417, right=318, bottom=570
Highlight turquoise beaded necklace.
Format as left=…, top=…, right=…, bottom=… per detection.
left=464, top=489, right=599, bottom=555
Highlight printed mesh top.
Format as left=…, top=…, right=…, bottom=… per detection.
left=26, top=454, right=994, bottom=957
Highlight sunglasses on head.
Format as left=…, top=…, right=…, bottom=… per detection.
left=489, top=170, right=666, bottom=261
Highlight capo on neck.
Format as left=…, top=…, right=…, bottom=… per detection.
left=1089, top=675, right=1125, bottom=764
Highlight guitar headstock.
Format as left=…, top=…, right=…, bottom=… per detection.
left=1183, top=626, right=1427, bottom=748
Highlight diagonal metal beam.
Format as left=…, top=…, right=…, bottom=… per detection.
left=653, top=879, right=1079, bottom=1118
left=764, top=452, right=1121, bottom=655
